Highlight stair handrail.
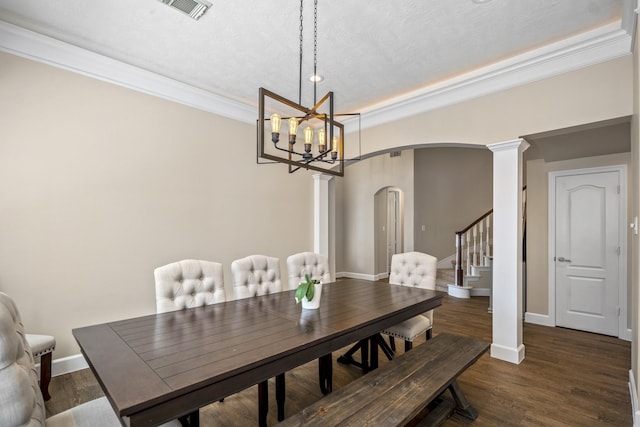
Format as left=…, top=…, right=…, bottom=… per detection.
left=455, top=209, right=493, bottom=286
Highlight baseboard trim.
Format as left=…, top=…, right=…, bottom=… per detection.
left=336, top=271, right=379, bottom=281
left=49, top=354, right=88, bottom=377
left=629, top=370, right=640, bottom=426
left=469, top=287, right=490, bottom=297
left=490, top=343, right=525, bottom=364
left=524, top=312, right=555, bottom=327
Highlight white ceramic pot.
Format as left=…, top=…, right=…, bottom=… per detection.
left=301, top=282, right=323, bottom=309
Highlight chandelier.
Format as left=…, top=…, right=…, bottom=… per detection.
left=257, top=0, right=359, bottom=177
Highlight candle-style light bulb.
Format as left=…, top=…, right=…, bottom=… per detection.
left=331, top=136, right=339, bottom=160
left=270, top=113, right=281, bottom=133
left=270, top=113, right=281, bottom=144
left=302, top=126, right=314, bottom=160
left=289, top=117, right=299, bottom=144
left=318, top=129, right=326, bottom=153
left=304, top=126, right=313, bottom=145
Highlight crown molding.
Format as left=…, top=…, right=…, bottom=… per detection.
left=0, top=18, right=634, bottom=131
left=0, top=20, right=257, bottom=124
left=352, top=22, right=633, bottom=132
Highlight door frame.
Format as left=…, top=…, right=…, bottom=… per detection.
left=547, top=165, right=629, bottom=340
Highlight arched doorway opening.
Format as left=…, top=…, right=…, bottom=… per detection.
left=374, top=187, right=404, bottom=277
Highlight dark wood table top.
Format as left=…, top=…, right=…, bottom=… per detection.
left=73, top=278, right=442, bottom=426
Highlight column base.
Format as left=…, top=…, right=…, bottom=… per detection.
left=447, top=284, right=472, bottom=299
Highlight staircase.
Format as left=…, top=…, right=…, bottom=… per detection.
left=446, top=209, right=493, bottom=299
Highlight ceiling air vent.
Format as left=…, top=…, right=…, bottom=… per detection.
left=390, top=151, right=401, bottom=158
left=160, top=0, right=211, bottom=20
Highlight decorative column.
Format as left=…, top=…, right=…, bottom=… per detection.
left=313, top=173, right=335, bottom=281
left=487, top=138, right=529, bottom=364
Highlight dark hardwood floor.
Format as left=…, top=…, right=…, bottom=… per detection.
left=45, top=294, right=632, bottom=426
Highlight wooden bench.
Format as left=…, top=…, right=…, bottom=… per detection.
left=276, top=333, right=489, bottom=427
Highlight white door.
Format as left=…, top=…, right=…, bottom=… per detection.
left=554, top=170, right=620, bottom=336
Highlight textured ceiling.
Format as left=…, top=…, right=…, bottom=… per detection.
left=0, top=0, right=626, bottom=115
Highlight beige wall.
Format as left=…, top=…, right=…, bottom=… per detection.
left=355, top=56, right=632, bottom=156
left=525, top=153, right=632, bottom=316
left=337, top=150, right=414, bottom=276
left=0, top=52, right=314, bottom=358
left=413, top=147, right=493, bottom=260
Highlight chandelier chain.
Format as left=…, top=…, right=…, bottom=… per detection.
left=298, top=0, right=304, bottom=105
left=313, top=0, right=318, bottom=105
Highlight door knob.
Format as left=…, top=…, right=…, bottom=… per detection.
left=557, top=257, right=571, bottom=262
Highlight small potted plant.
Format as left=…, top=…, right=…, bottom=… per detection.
left=295, top=274, right=322, bottom=309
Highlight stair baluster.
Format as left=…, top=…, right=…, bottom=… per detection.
left=454, top=209, right=493, bottom=288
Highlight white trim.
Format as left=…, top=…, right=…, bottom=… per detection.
left=354, top=23, right=632, bottom=131
left=336, top=271, right=380, bottom=281
left=490, top=343, right=525, bottom=364
left=524, top=312, right=555, bottom=327
left=50, top=354, right=88, bottom=377
left=548, top=165, right=628, bottom=339
left=0, top=18, right=633, bottom=133
left=447, top=284, right=472, bottom=299
left=0, top=20, right=256, bottom=124
left=629, top=370, right=640, bottom=426
left=469, top=287, right=490, bottom=297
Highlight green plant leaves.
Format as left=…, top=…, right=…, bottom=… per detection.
left=295, top=275, right=318, bottom=304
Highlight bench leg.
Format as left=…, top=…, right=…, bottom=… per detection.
left=258, top=380, right=268, bottom=427
left=448, top=379, right=478, bottom=420
left=276, top=373, right=285, bottom=421
left=318, top=353, right=333, bottom=395
left=40, top=352, right=52, bottom=401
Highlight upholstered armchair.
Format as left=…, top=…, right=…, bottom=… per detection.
left=382, top=251, right=438, bottom=351
left=286, top=252, right=331, bottom=290
left=154, top=259, right=226, bottom=313
left=0, top=292, right=179, bottom=427
left=231, top=254, right=282, bottom=299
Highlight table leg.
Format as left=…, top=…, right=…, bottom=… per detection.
left=258, top=380, right=268, bottom=427
left=178, top=410, right=199, bottom=426
left=318, top=353, right=333, bottom=395
left=276, top=373, right=285, bottom=421
left=369, top=336, right=379, bottom=370
left=337, top=339, right=369, bottom=373
left=360, top=337, right=369, bottom=374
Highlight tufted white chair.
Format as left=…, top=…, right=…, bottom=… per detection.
left=0, top=292, right=179, bottom=427
left=286, top=252, right=331, bottom=290
left=154, top=259, right=226, bottom=313
left=382, top=251, right=438, bottom=352
left=231, top=255, right=282, bottom=299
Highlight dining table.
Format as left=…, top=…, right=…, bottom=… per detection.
left=72, top=278, right=442, bottom=427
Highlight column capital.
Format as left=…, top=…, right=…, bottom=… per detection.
left=487, top=138, right=530, bottom=153
left=313, top=173, right=334, bottom=183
